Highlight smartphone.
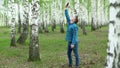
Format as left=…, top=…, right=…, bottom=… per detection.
left=66, top=3, right=69, bottom=7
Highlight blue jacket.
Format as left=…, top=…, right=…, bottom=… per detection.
left=65, top=9, right=78, bottom=45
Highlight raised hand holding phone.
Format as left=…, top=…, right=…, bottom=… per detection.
left=65, top=2, right=69, bottom=8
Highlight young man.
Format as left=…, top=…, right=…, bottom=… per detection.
left=65, top=3, right=80, bottom=68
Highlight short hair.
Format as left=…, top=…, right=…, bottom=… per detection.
left=75, top=17, right=78, bottom=24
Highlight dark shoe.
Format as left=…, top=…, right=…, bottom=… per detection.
left=68, top=65, right=72, bottom=68
left=76, top=66, right=80, bottom=68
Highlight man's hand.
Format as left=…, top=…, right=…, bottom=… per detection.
left=71, top=44, right=74, bottom=49
left=65, top=2, right=69, bottom=8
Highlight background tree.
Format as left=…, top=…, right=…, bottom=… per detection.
left=91, top=0, right=97, bottom=31
left=17, top=2, right=22, bottom=33
left=17, top=0, right=29, bottom=44
left=51, top=1, right=56, bottom=32
left=3, top=0, right=8, bottom=27
left=9, top=0, right=16, bottom=46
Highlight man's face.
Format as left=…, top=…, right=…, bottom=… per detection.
left=70, top=16, right=76, bottom=23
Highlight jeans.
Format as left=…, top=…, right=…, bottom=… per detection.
left=67, top=42, right=80, bottom=66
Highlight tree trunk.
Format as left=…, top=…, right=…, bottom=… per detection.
left=60, top=24, right=64, bottom=33
left=9, top=0, right=16, bottom=47
left=81, top=20, right=87, bottom=35
left=91, top=17, right=96, bottom=31
left=5, top=13, right=8, bottom=27
left=105, top=0, right=120, bottom=68
left=58, top=1, right=64, bottom=33
left=10, top=18, right=16, bottom=46
left=44, top=13, right=49, bottom=33
left=60, top=22, right=64, bottom=33
left=28, top=0, right=40, bottom=61
left=91, top=0, right=97, bottom=31
left=17, top=0, right=29, bottom=44
left=38, top=23, right=43, bottom=33
left=17, top=4, right=21, bottom=33
left=51, top=2, right=56, bottom=32
left=44, top=26, right=49, bottom=33
left=42, top=22, right=45, bottom=30
left=51, top=20, right=56, bottom=32
left=29, top=24, right=40, bottom=61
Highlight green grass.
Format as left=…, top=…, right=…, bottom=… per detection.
left=0, top=25, right=108, bottom=68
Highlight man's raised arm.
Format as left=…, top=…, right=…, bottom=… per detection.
left=65, top=3, right=70, bottom=25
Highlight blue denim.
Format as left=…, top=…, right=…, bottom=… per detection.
left=67, top=42, right=80, bottom=66
left=65, top=9, right=78, bottom=45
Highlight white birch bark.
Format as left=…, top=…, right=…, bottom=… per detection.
left=97, top=0, right=102, bottom=26
left=91, top=0, right=97, bottom=30
left=91, top=0, right=97, bottom=24
left=28, top=0, right=40, bottom=61
left=105, top=0, right=120, bottom=68
left=17, top=0, right=29, bottom=44
left=9, top=0, right=16, bottom=46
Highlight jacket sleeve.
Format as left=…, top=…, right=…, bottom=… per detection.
left=71, top=27, right=78, bottom=45
left=65, top=9, right=70, bottom=25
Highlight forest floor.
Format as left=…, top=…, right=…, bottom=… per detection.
left=0, top=25, right=108, bottom=68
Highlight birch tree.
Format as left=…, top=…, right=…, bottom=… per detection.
left=51, top=1, right=56, bottom=32
left=28, top=0, right=40, bottom=61
left=44, top=11, right=49, bottom=33
left=59, top=0, right=64, bottom=33
left=105, top=0, right=120, bottom=68
left=9, top=0, right=16, bottom=46
left=3, top=0, right=6, bottom=26
left=17, top=4, right=21, bottom=33
left=91, top=0, right=97, bottom=31
left=3, top=0, right=9, bottom=27
left=17, top=0, right=29, bottom=44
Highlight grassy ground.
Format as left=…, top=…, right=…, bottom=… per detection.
left=0, top=25, right=108, bottom=68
